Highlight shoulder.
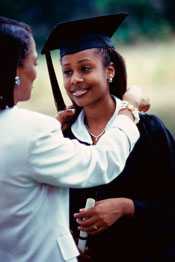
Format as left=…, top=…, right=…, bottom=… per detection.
left=14, top=107, right=61, bottom=133
left=138, top=112, right=175, bottom=144
left=138, top=113, right=168, bottom=133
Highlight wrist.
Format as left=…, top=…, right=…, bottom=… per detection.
left=120, top=198, right=135, bottom=217
left=119, top=108, right=135, bottom=122
left=119, top=101, right=139, bottom=124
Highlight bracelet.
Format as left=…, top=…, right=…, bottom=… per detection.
left=119, top=101, right=139, bottom=124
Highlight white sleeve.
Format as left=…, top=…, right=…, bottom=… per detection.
left=29, top=115, right=139, bottom=188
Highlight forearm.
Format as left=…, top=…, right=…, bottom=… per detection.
left=74, top=197, right=135, bottom=234
left=29, top=115, right=139, bottom=187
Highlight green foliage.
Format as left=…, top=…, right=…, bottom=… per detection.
left=95, top=0, right=174, bottom=42
left=0, top=0, right=175, bottom=48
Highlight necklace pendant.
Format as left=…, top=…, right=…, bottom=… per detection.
left=87, top=128, right=105, bottom=142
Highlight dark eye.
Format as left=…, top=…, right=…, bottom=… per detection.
left=63, top=69, right=72, bottom=77
left=81, top=65, right=92, bottom=73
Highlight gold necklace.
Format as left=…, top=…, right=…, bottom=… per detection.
left=87, top=128, right=105, bottom=142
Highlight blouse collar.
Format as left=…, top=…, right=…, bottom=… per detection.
left=71, top=96, right=123, bottom=144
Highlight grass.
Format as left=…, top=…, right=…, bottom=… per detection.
left=19, top=37, right=175, bottom=133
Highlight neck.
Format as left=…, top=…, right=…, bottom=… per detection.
left=85, top=95, right=116, bottom=134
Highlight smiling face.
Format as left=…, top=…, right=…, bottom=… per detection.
left=14, top=36, right=38, bottom=103
left=61, top=48, right=115, bottom=108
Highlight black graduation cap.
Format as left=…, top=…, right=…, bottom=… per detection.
left=41, top=13, right=127, bottom=111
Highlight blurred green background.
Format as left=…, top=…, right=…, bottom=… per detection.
left=1, top=0, right=175, bottom=133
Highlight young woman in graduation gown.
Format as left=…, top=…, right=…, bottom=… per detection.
left=42, top=13, right=175, bottom=262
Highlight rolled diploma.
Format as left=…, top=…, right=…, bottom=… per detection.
left=77, top=198, right=95, bottom=253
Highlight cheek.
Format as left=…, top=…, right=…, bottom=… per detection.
left=98, top=72, right=108, bottom=87
left=63, top=78, right=71, bottom=93
left=24, top=67, right=37, bottom=83
left=90, top=74, right=105, bottom=89
left=31, top=67, right=37, bottom=81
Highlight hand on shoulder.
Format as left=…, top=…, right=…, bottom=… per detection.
left=123, top=85, right=150, bottom=112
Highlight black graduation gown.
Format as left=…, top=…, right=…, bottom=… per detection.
left=64, top=113, right=175, bottom=262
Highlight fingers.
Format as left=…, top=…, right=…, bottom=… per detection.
left=57, top=108, right=75, bottom=121
left=74, top=208, right=104, bottom=235
left=77, top=218, right=105, bottom=235
left=75, top=209, right=97, bottom=227
left=74, top=208, right=94, bottom=219
left=138, top=99, right=150, bottom=112
left=84, top=224, right=102, bottom=235
left=76, top=215, right=97, bottom=227
left=78, top=219, right=102, bottom=234
left=56, top=108, right=75, bottom=130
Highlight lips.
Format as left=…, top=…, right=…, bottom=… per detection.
left=72, top=89, right=88, bottom=97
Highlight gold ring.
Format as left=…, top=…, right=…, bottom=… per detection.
left=93, top=225, right=98, bottom=230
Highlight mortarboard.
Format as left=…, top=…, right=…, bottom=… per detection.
left=41, top=13, right=128, bottom=111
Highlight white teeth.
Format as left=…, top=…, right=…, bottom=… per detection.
left=72, top=89, right=88, bottom=97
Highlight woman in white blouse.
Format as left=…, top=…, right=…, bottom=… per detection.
left=0, top=16, right=139, bottom=262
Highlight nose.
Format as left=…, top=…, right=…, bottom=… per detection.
left=71, top=72, right=83, bottom=85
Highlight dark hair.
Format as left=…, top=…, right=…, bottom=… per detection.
left=0, top=16, right=32, bottom=110
left=97, top=47, right=127, bottom=99
left=63, top=47, right=127, bottom=129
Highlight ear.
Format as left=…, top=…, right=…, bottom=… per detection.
left=16, top=67, right=22, bottom=77
left=106, top=62, right=115, bottom=80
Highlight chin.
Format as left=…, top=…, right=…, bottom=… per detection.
left=23, top=94, right=31, bottom=101
left=74, top=102, right=89, bottom=108
left=73, top=97, right=92, bottom=108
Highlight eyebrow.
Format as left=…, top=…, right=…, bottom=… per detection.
left=62, top=58, right=92, bottom=67
left=77, top=58, right=92, bottom=63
